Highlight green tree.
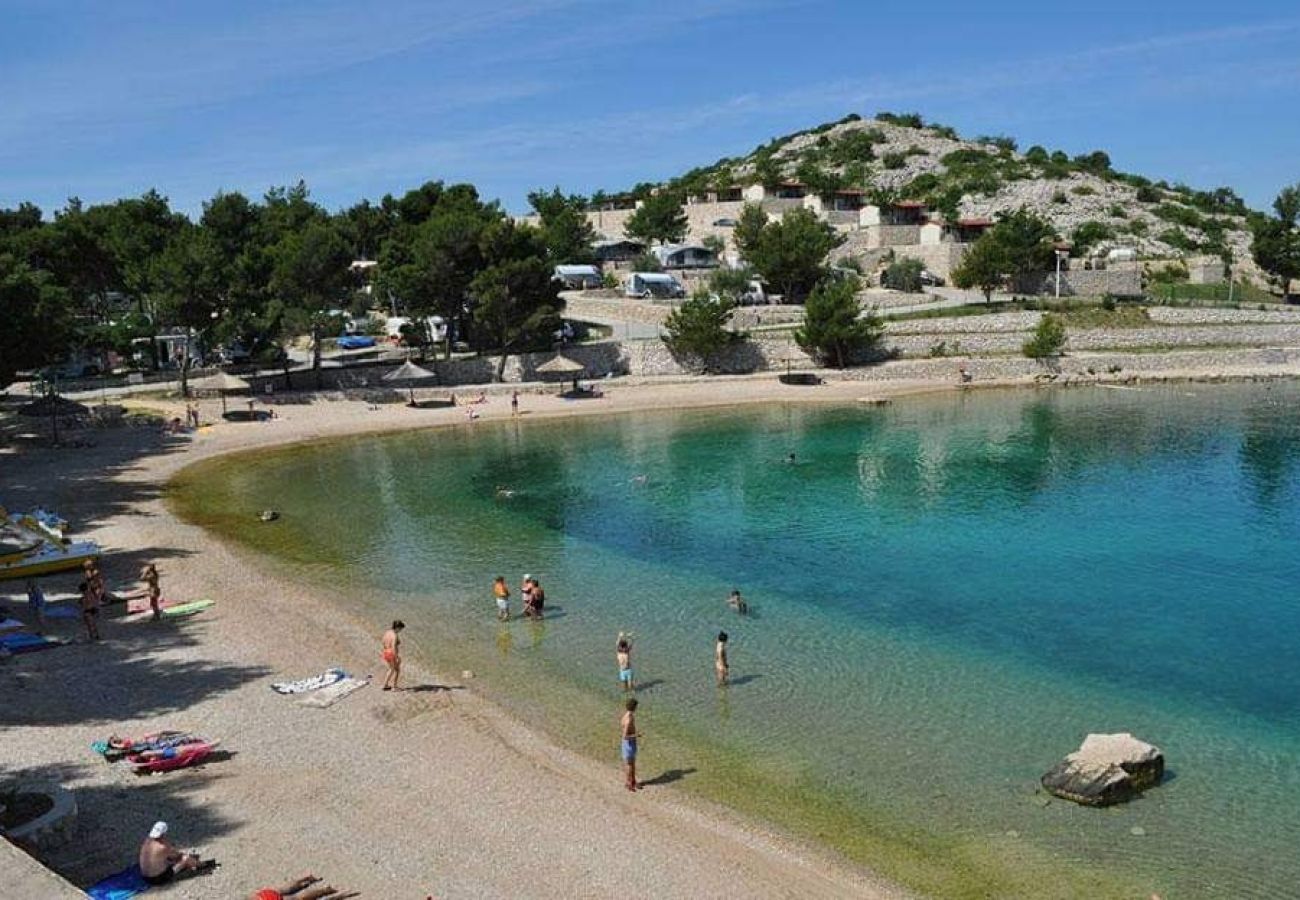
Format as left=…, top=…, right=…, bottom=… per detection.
left=663, top=293, right=738, bottom=372
left=988, top=209, right=1057, bottom=293
left=470, top=221, right=564, bottom=381
left=951, top=234, right=1007, bottom=303
left=736, top=207, right=842, bottom=301
left=270, top=219, right=354, bottom=380
left=624, top=191, right=687, bottom=245
left=1252, top=183, right=1300, bottom=300
left=151, top=225, right=223, bottom=395
left=0, top=255, right=69, bottom=386
left=795, top=275, right=883, bottom=368
left=527, top=187, right=596, bottom=263
left=882, top=257, right=924, bottom=292
left=1023, top=313, right=1067, bottom=358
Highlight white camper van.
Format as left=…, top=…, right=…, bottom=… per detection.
left=624, top=272, right=686, bottom=299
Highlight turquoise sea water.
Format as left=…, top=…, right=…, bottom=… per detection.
left=178, top=384, right=1300, bottom=897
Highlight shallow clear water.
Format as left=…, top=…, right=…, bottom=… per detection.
left=177, top=384, right=1300, bottom=898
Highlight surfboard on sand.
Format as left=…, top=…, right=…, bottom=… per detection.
left=162, top=599, right=214, bottom=618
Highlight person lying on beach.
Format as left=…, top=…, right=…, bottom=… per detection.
left=381, top=620, right=404, bottom=691
left=139, top=820, right=211, bottom=885
left=616, top=632, right=634, bottom=692
left=493, top=576, right=510, bottom=621
left=727, top=589, right=748, bottom=615
left=620, top=697, right=641, bottom=791
left=250, top=873, right=358, bottom=900
left=715, top=632, right=729, bottom=686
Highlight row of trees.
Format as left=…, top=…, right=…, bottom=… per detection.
left=0, top=182, right=591, bottom=388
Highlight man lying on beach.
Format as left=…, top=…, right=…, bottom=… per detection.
left=139, top=820, right=211, bottom=885
left=381, top=620, right=404, bottom=691
left=616, top=632, right=634, bottom=691
left=621, top=698, right=641, bottom=791
left=250, top=873, right=358, bottom=900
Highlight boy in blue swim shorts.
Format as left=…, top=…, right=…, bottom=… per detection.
left=616, top=632, right=635, bottom=692
left=620, top=697, right=640, bottom=791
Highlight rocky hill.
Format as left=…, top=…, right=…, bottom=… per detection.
left=630, top=112, right=1262, bottom=282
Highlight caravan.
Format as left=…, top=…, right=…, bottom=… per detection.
left=624, top=272, right=686, bottom=300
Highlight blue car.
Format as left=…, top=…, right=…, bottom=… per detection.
left=336, top=335, right=376, bottom=350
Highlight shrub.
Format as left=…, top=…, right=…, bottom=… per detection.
left=1071, top=185, right=1097, bottom=196
left=630, top=252, right=662, bottom=272
left=1108, top=203, right=1129, bottom=219
left=1023, top=313, right=1067, bottom=358
left=795, top=276, right=883, bottom=367
left=1051, top=191, right=1069, bottom=204
left=930, top=125, right=959, bottom=140
left=1135, top=185, right=1161, bottom=203
left=883, top=257, right=925, bottom=292
left=928, top=339, right=962, bottom=357
left=1071, top=220, right=1114, bottom=254
left=876, top=111, right=924, bottom=128
left=1159, top=228, right=1201, bottom=252
left=881, top=152, right=907, bottom=170
left=663, top=293, right=740, bottom=373
left=1101, top=294, right=1117, bottom=311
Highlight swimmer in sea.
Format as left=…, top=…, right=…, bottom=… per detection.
left=727, top=589, right=748, bottom=615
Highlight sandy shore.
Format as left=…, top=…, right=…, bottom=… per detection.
left=1, top=376, right=943, bottom=900
left=3, top=362, right=1297, bottom=898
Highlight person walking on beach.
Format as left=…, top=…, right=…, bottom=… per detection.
left=25, top=578, right=45, bottom=634
left=620, top=698, right=641, bottom=791
left=79, top=572, right=101, bottom=642
left=616, top=632, right=634, bottom=692
left=140, top=563, right=163, bottom=621
left=381, top=620, right=404, bottom=691
left=715, top=631, right=729, bottom=686
left=493, top=576, right=510, bottom=621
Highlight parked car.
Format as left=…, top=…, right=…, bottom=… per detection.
left=336, top=335, right=377, bottom=350
left=625, top=272, right=686, bottom=299
left=919, top=270, right=945, bottom=287
left=712, top=217, right=739, bottom=227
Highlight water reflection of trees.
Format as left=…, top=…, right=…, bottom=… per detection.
left=1238, top=398, right=1300, bottom=510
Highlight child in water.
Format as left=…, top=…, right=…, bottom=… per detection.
left=493, top=576, right=510, bottom=621
left=616, top=632, right=634, bottom=692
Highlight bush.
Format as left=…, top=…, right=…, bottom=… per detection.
left=1051, top=191, right=1069, bottom=204
left=1102, top=294, right=1117, bottom=311
left=881, top=152, right=907, bottom=170
left=882, top=258, right=925, bottom=292
left=876, top=111, right=924, bottom=128
left=1135, top=185, right=1161, bottom=203
left=1108, top=203, right=1129, bottom=219
left=1071, top=185, right=1097, bottom=196
left=630, top=252, right=663, bottom=272
left=928, top=339, right=961, bottom=357
left=663, top=293, right=739, bottom=373
left=1023, top=313, right=1067, bottom=358
left=795, top=276, right=883, bottom=368
left=1071, top=220, right=1114, bottom=254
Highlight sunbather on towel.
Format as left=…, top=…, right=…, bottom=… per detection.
left=139, top=821, right=208, bottom=885
left=250, top=873, right=358, bottom=900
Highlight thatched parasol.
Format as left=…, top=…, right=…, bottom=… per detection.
left=18, top=394, right=90, bottom=443
left=383, top=360, right=437, bottom=405
left=535, top=353, right=587, bottom=394
left=190, top=371, right=251, bottom=414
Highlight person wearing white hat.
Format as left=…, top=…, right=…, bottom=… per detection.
left=139, top=820, right=203, bottom=885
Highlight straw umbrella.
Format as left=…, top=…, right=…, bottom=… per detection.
left=535, top=353, right=586, bottom=394
left=189, top=371, right=251, bottom=415
left=382, top=359, right=437, bottom=405
left=18, top=393, right=89, bottom=444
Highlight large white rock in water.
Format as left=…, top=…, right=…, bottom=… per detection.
left=1041, top=732, right=1164, bottom=807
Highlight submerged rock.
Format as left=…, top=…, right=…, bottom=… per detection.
left=1041, top=732, right=1165, bottom=807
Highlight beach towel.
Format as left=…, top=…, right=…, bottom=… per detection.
left=0, top=617, right=24, bottom=631
left=298, top=676, right=369, bottom=708
left=0, top=632, right=64, bottom=653
left=271, top=667, right=347, bottom=694
left=86, top=864, right=150, bottom=900
left=93, top=731, right=201, bottom=761
left=162, top=599, right=213, bottom=618
left=132, top=740, right=219, bottom=773
left=125, top=596, right=180, bottom=615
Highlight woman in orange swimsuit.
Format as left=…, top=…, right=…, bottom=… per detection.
left=381, top=620, right=404, bottom=691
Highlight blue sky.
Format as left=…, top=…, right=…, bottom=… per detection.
left=2, top=1, right=1298, bottom=217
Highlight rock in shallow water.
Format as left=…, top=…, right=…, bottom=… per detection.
left=1041, top=732, right=1165, bottom=807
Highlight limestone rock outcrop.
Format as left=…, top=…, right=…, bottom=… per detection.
left=1041, top=732, right=1164, bottom=807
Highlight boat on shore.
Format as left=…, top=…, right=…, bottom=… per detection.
left=0, top=506, right=100, bottom=581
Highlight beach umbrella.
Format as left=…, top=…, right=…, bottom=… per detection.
left=190, top=371, right=251, bottom=414
left=18, top=394, right=90, bottom=444
left=534, top=353, right=586, bottom=394
left=382, top=359, right=437, bottom=405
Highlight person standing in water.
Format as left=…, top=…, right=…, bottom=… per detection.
left=727, top=589, right=748, bottom=615
left=715, top=631, right=729, bottom=686
left=616, top=632, right=634, bottom=692
left=381, top=620, right=404, bottom=691
left=620, top=698, right=641, bottom=791
left=492, top=576, right=510, bottom=621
